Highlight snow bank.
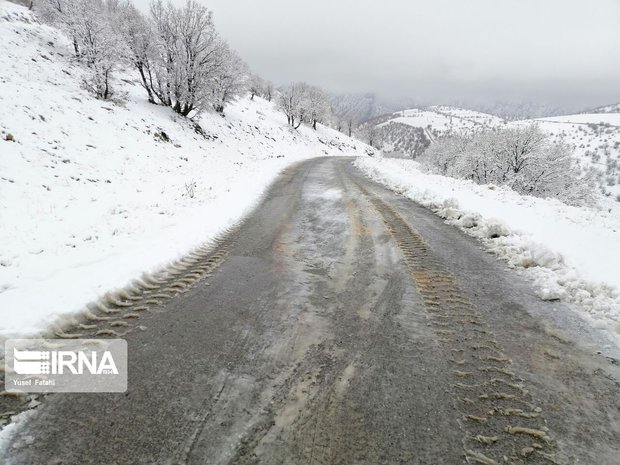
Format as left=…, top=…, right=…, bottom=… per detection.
left=354, top=157, right=620, bottom=343
left=0, top=2, right=371, bottom=338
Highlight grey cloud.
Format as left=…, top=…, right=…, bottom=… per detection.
left=132, top=0, right=620, bottom=109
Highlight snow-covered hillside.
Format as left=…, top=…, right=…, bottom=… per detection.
left=526, top=114, right=620, bottom=199
left=366, top=102, right=620, bottom=200
left=380, top=106, right=504, bottom=138
left=0, top=1, right=371, bottom=338
left=355, top=157, right=620, bottom=347
left=366, top=106, right=505, bottom=157
left=586, top=103, right=620, bottom=114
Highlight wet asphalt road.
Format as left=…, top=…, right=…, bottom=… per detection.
left=2, top=157, right=620, bottom=465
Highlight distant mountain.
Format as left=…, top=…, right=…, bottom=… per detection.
left=362, top=106, right=504, bottom=157
left=331, top=93, right=397, bottom=124
left=583, top=103, right=620, bottom=114
left=450, top=101, right=576, bottom=121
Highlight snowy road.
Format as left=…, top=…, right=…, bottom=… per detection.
left=2, top=157, right=619, bottom=464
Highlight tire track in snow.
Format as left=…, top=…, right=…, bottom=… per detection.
left=350, top=178, right=565, bottom=465
left=0, top=231, right=237, bottom=431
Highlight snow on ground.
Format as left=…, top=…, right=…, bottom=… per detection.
left=354, top=156, right=620, bottom=346
left=502, top=118, right=620, bottom=201
left=537, top=114, right=620, bottom=126
left=0, top=2, right=371, bottom=338
left=371, top=106, right=506, bottom=157
left=379, top=106, right=504, bottom=138
left=521, top=115, right=620, bottom=199
left=0, top=409, right=35, bottom=452
left=588, top=103, right=620, bottom=114
left=373, top=102, right=620, bottom=199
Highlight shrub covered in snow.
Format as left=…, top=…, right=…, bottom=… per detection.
left=419, top=124, right=597, bottom=206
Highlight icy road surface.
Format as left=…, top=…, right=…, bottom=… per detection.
left=1, top=158, right=619, bottom=464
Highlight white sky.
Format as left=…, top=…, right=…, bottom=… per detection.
left=133, top=0, right=620, bottom=109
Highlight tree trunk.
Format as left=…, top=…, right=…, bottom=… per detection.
left=103, top=72, right=109, bottom=100
left=137, top=66, right=155, bottom=104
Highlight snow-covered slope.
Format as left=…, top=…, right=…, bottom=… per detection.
left=355, top=157, right=620, bottom=347
left=367, top=101, right=620, bottom=200
left=380, top=106, right=504, bottom=137
left=585, top=103, right=620, bottom=114
left=517, top=114, right=620, bottom=199
left=366, top=106, right=505, bottom=157
left=462, top=101, right=576, bottom=121
left=0, top=1, right=371, bottom=338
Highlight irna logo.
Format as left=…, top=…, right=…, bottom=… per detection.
left=13, top=348, right=119, bottom=375
left=5, top=339, right=127, bottom=393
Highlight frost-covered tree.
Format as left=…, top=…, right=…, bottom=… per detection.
left=36, top=0, right=81, bottom=55
left=77, top=0, right=124, bottom=99
left=248, top=74, right=264, bottom=100
left=263, top=81, right=274, bottom=102
left=117, top=2, right=157, bottom=103
left=419, top=124, right=597, bottom=206
left=36, top=0, right=250, bottom=112
left=130, top=0, right=247, bottom=117
left=346, top=117, right=356, bottom=137
left=36, top=0, right=123, bottom=99
left=304, top=85, right=331, bottom=130
left=148, top=0, right=227, bottom=116
left=357, top=124, right=378, bottom=148
left=278, top=82, right=332, bottom=130
left=279, top=82, right=308, bottom=129
left=211, top=45, right=248, bottom=114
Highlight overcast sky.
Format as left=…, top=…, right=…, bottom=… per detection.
left=134, top=0, right=620, bottom=110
